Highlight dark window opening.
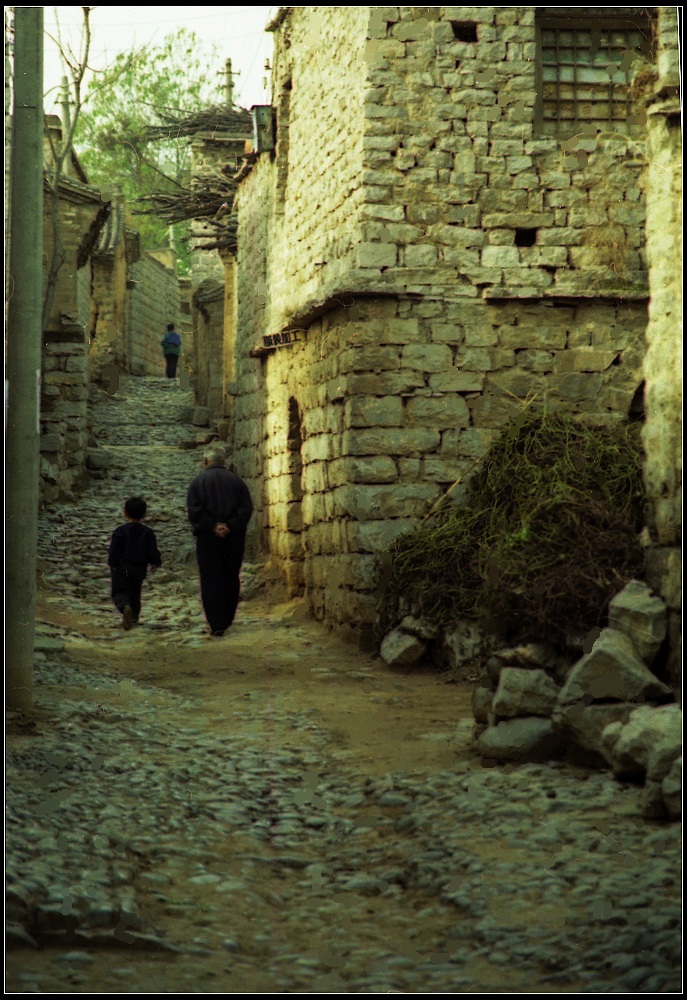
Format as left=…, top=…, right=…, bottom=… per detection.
left=451, top=21, right=478, bottom=42
left=515, top=228, right=538, bottom=247
left=275, top=78, right=292, bottom=205
left=628, top=381, right=645, bottom=422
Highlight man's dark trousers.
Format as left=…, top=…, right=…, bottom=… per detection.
left=111, top=563, right=147, bottom=619
left=165, top=354, right=179, bottom=378
left=196, top=532, right=246, bottom=634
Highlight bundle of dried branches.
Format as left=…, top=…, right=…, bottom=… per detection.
left=375, top=408, right=645, bottom=649
left=135, top=164, right=239, bottom=252
left=141, top=103, right=252, bottom=142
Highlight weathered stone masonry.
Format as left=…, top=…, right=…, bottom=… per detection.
left=641, top=5, right=682, bottom=690
left=234, top=7, right=675, bottom=646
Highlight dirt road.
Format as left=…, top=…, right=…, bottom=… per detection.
left=5, top=377, right=681, bottom=994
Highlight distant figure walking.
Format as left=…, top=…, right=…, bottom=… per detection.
left=161, top=323, right=181, bottom=378
left=108, top=496, right=162, bottom=630
left=186, top=445, right=254, bottom=638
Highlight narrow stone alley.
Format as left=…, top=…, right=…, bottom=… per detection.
left=6, top=376, right=682, bottom=994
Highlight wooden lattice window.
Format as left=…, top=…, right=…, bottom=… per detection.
left=537, top=8, right=656, bottom=137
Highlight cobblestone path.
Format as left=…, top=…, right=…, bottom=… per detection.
left=5, top=376, right=682, bottom=994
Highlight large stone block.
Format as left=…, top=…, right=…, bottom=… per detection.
left=344, top=371, right=426, bottom=395
left=39, top=433, right=61, bottom=453
left=401, top=343, right=453, bottom=372
left=608, top=579, right=668, bottom=665
left=429, top=370, right=485, bottom=392
left=406, top=396, right=469, bottom=429
left=357, top=242, right=398, bottom=268
left=345, top=396, right=404, bottom=428
left=328, top=455, right=398, bottom=486
left=342, top=428, right=440, bottom=457
left=493, top=668, right=559, bottom=719
left=347, top=518, right=416, bottom=554
left=349, top=483, right=439, bottom=519
left=338, top=346, right=401, bottom=374
left=554, top=349, right=619, bottom=373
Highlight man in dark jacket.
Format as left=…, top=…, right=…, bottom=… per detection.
left=186, top=444, right=254, bottom=637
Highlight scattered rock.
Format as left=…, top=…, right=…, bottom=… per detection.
left=661, top=756, right=681, bottom=818
left=471, top=686, right=493, bottom=724
left=492, top=642, right=556, bottom=668
left=476, top=717, right=562, bottom=762
left=379, top=629, right=426, bottom=667
left=608, top=580, right=667, bottom=665
left=400, top=615, right=438, bottom=640
left=492, top=668, right=559, bottom=719
left=557, top=628, right=672, bottom=706
left=443, top=621, right=483, bottom=670
left=192, top=406, right=210, bottom=427
left=606, top=704, right=681, bottom=780
left=553, top=702, right=636, bottom=765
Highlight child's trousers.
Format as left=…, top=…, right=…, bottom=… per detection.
left=111, top=563, right=147, bottom=620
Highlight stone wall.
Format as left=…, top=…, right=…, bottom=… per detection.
left=40, top=326, right=90, bottom=503
left=234, top=6, right=665, bottom=643
left=40, top=170, right=102, bottom=503
left=89, top=247, right=128, bottom=379
left=128, top=251, right=182, bottom=376
left=192, top=280, right=225, bottom=419
left=641, top=7, right=682, bottom=690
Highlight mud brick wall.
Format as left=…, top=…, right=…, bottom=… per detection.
left=233, top=6, right=674, bottom=643
left=128, top=252, right=181, bottom=376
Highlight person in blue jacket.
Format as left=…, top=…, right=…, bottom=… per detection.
left=161, top=323, right=181, bottom=378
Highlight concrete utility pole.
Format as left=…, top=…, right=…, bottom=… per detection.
left=6, top=7, right=44, bottom=712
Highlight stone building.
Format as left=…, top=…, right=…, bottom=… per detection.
left=232, top=6, right=678, bottom=647
left=188, top=106, right=251, bottom=427
left=41, top=116, right=106, bottom=502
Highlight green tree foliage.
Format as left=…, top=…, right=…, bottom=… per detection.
left=76, top=28, right=220, bottom=273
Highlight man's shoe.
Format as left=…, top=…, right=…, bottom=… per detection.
left=210, top=630, right=225, bottom=638
left=122, top=606, right=134, bottom=631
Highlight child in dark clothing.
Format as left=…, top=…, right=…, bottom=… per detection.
left=108, top=497, right=162, bottom=630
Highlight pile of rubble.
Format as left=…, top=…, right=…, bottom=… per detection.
left=380, top=580, right=681, bottom=820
